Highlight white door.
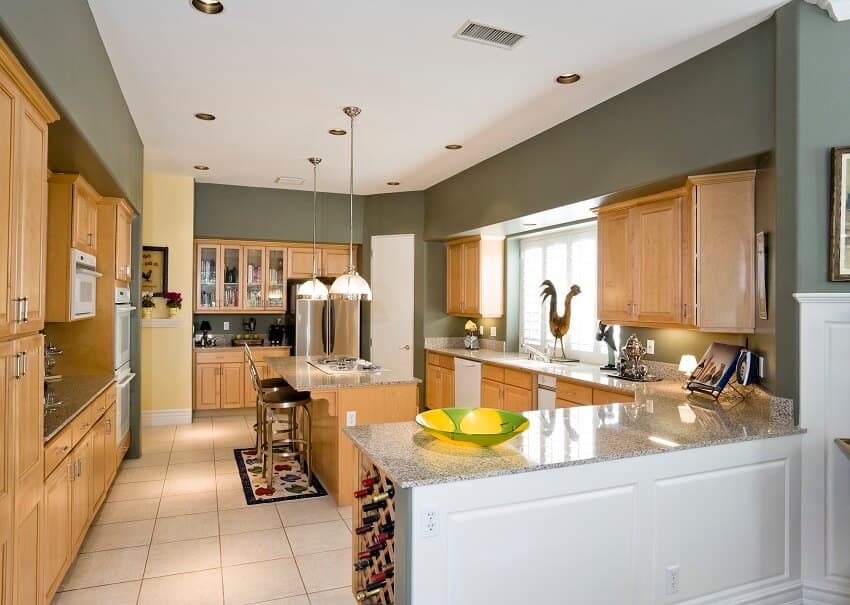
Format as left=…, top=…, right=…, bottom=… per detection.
left=370, top=234, right=414, bottom=376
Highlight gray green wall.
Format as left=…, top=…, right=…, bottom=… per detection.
left=194, top=182, right=364, bottom=243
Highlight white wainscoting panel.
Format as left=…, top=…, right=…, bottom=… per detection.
left=796, top=293, right=850, bottom=604
left=654, top=460, right=788, bottom=603
left=447, top=486, right=636, bottom=605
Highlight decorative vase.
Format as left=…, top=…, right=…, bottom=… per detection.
left=168, top=307, right=179, bottom=318
left=141, top=307, right=152, bottom=319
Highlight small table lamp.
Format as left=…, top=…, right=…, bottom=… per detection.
left=678, top=354, right=698, bottom=375
left=199, top=321, right=213, bottom=347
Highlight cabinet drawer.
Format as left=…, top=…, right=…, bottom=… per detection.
left=592, top=388, right=634, bottom=405
left=195, top=350, right=243, bottom=364
left=556, top=380, right=593, bottom=404
left=504, top=368, right=532, bottom=390
left=426, top=352, right=442, bottom=367
left=438, top=355, right=454, bottom=369
left=71, top=406, right=93, bottom=444
left=251, top=348, right=291, bottom=362
left=44, top=429, right=73, bottom=478
left=104, top=383, right=117, bottom=408
left=556, top=398, right=585, bottom=409
left=91, top=393, right=109, bottom=423
left=481, top=363, right=504, bottom=382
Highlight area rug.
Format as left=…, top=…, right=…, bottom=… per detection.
left=234, top=447, right=327, bottom=505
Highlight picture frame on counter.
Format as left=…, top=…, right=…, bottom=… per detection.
left=142, top=245, right=169, bottom=296
left=830, top=146, right=850, bottom=281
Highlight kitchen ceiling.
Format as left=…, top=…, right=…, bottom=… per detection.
left=88, top=0, right=789, bottom=195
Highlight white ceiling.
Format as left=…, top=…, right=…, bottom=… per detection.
left=88, top=0, right=789, bottom=195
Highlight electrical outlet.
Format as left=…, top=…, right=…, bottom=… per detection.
left=422, top=508, right=440, bottom=538
left=345, top=411, right=356, bottom=427
left=646, top=339, right=655, bottom=355
left=479, top=325, right=484, bottom=336
left=665, top=565, right=680, bottom=595
left=490, top=327, right=497, bottom=338
left=223, top=321, right=230, bottom=331
left=759, top=356, right=765, bottom=378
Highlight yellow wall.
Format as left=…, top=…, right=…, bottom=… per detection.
left=141, top=172, right=194, bottom=414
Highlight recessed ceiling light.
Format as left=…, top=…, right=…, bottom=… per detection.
left=191, top=0, right=223, bottom=14
left=387, top=181, right=400, bottom=186
left=555, top=73, right=581, bottom=85
left=194, top=112, right=216, bottom=121
left=328, top=128, right=347, bottom=136
left=194, top=165, right=209, bottom=171
left=274, top=176, right=305, bottom=185
left=445, top=144, right=463, bottom=150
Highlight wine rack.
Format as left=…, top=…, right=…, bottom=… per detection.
left=352, top=452, right=396, bottom=603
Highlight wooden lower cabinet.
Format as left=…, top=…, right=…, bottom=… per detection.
left=480, top=378, right=502, bottom=408
left=195, top=364, right=220, bottom=410
left=0, top=341, right=13, bottom=605
left=196, top=348, right=291, bottom=411
left=503, top=385, right=533, bottom=412
left=90, top=414, right=108, bottom=510
left=555, top=378, right=633, bottom=407
left=479, top=364, right=533, bottom=412
left=220, top=363, right=243, bottom=409
left=13, top=500, right=41, bottom=605
left=43, top=461, right=72, bottom=599
left=425, top=363, right=454, bottom=409
left=69, top=435, right=91, bottom=551
left=104, top=405, right=118, bottom=483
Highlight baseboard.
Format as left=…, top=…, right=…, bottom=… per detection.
left=803, top=581, right=850, bottom=605
left=678, top=579, right=802, bottom=605
left=142, top=408, right=192, bottom=426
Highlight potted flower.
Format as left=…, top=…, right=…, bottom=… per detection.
left=164, top=291, right=183, bottom=318
left=141, top=293, right=155, bottom=319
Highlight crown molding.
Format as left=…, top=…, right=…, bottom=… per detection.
left=793, top=292, right=850, bottom=303
left=805, top=0, right=850, bottom=21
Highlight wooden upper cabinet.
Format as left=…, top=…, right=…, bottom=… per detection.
left=265, top=247, right=286, bottom=310
left=0, top=68, right=15, bottom=340
left=196, top=243, right=220, bottom=310
left=287, top=247, right=315, bottom=280
left=288, top=245, right=351, bottom=279
left=445, top=236, right=504, bottom=318
left=114, top=202, right=133, bottom=284
left=597, top=210, right=632, bottom=324
left=322, top=248, right=350, bottom=277
left=243, top=246, right=265, bottom=310
left=72, top=182, right=98, bottom=255
left=595, top=170, right=755, bottom=332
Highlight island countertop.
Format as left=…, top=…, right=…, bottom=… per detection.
left=267, top=356, right=421, bottom=390
left=344, top=390, right=803, bottom=488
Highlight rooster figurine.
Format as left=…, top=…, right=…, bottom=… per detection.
left=540, top=280, right=581, bottom=360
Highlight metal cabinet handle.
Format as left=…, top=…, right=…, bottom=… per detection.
left=683, top=303, right=688, bottom=319
left=22, top=297, right=29, bottom=322
left=13, top=354, right=21, bottom=379
left=20, top=351, right=26, bottom=376
left=106, top=419, right=112, bottom=435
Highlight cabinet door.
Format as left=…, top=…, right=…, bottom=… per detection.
left=11, top=102, right=48, bottom=334
left=115, top=205, right=132, bottom=283
left=441, top=368, right=455, bottom=408
left=631, top=198, right=682, bottom=324
left=196, top=244, right=220, bottom=310
left=480, top=378, right=503, bottom=409
left=503, top=385, right=532, bottom=412
left=462, top=241, right=480, bottom=315
left=72, top=185, right=97, bottom=255
left=322, top=248, right=350, bottom=277
left=12, top=335, right=43, bottom=492
left=287, top=247, right=316, bottom=279
left=220, top=362, right=243, bottom=408
left=265, top=247, right=287, bottom=310
left=70, top=435, right=91, bottom=550
left=195, top=364, right=220, bottom=410
left=90, top=416, right=107, bottom=511
left=425, top=365, right=442, bottom=409
left=104, top=405, right=117, bottom=483
left=13, top=495, right=41, bottom=605
left=221, top=245, right=243, bottom=310
left=43, top=462, right=72, bottom=600
left=0, top=70, right=15, bottom=340
left=597, top=210, right=633, bottom=324
left=0, top=342, right=12, bottom=605
left=446, top=243, right=464, bottom=315
left=243, top=246, right=265, bottom=310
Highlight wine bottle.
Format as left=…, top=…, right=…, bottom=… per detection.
left=361, top=513, right=380, bottom=525
left=366, top=579, right=387, bottom=592
left=361, top=475, right=379, bottom=488
left=353, top=559, right=371, bottom=571
left=371, top=566, right=395, bottom=583
left=355, top=524, right=373, bottom=535
left=371, top=486, right=395, bottom=504
left=362, top=500, right=387, bottom=512
left=353, top=487, right=372, bottom=499
left=355, top=587, right=382, bottom=601
left=357, top=547, right=382, bottom=560
left=379, top=521, right=394, bottom=533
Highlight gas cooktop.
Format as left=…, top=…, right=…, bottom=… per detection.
left=308, top=358, right=384, bottom=375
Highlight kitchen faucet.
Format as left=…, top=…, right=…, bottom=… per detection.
left=521, top=343, right=551, bottom=363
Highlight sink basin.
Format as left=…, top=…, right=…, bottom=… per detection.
left=415, top=407, right=529, bottom=447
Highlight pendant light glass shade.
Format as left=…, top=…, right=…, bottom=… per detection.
left=297, top=156, right=329, bottom=300
left=330, top=106, right=372, bottom=301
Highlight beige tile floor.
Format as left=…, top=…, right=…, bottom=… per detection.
left=52, top=411, right=357, bottom=605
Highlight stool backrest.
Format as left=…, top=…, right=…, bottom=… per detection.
left=244, top=344, right=263, bottom=394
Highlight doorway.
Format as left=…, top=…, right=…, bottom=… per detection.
left=370, top=234, right=415, bottom=376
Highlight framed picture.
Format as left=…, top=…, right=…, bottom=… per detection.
left=830, top=147, right=850, bottom=281
left=756, top=231, right=767, bottom=320
left=142, top=246, right=168, bottom=296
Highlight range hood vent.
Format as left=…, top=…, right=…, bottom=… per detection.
left=454, top=20, right=524, bottom=50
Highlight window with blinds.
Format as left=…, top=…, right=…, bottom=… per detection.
left=519, top=223, right=601, bottom=359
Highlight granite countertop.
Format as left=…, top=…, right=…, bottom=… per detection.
left=266, top=356, right=421, bottom=390
left=344, top=393, right=804, bottom=488
left=44, top=375, right=115, bottom=443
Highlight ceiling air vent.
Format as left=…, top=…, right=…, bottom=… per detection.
left=454, top=20, right=524, bottom=50
left=274, top=176, right=304, bottom=186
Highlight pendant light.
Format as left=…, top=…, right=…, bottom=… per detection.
left=330, top=106, right=372, bottom=301
left=296, top=157, right=329, bottom=300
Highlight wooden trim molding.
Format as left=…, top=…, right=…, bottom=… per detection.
left=0, top=34, right=59, bottom=123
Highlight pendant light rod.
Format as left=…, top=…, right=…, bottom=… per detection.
left=308, top=156, right=322, bottom=279
left=343, top=106, right=361, bottom=272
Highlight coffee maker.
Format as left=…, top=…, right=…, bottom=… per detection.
left=268, top=315, right=293, bottom=347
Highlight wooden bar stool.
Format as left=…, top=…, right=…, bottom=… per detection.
left=245, top=344, right=291, bottom=451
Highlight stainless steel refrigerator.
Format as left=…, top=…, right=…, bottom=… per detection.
left=295, top=296, right=361, bottom=359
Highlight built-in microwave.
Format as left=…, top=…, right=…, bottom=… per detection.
left=70, top=248, right=101, bottom=319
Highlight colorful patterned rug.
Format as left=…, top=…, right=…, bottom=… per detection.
left=234, top=447, right=327, bottom=505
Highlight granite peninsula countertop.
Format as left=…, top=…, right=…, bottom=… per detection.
left=266, top=356, right=421, bottom=390
left=44, top=375, right=115, bottom=442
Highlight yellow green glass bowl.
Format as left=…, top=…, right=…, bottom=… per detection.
left=415, top=407, right=530, bottom=447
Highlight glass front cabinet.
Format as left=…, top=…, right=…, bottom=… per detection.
left=196, top=243, right=220, bottom=310
left=265, top=247, right=287, bottom=310
left=243, top=246, right=265, bottom=310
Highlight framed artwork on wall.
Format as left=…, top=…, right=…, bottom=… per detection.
left=830, top=146, right=850, bottom=281
left=142, top=246, right=169, bottom=296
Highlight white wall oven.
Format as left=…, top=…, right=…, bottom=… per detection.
left=71, top=248, right=101, bottom=319
left=114, top=287, right=136, bottom=446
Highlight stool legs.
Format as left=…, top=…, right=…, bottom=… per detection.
left=261, top=402, right=313, bottom=489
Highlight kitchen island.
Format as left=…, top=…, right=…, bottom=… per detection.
left=345, top=388, right=803, bottom=604
left=266, top=356, right=420, bottom=505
